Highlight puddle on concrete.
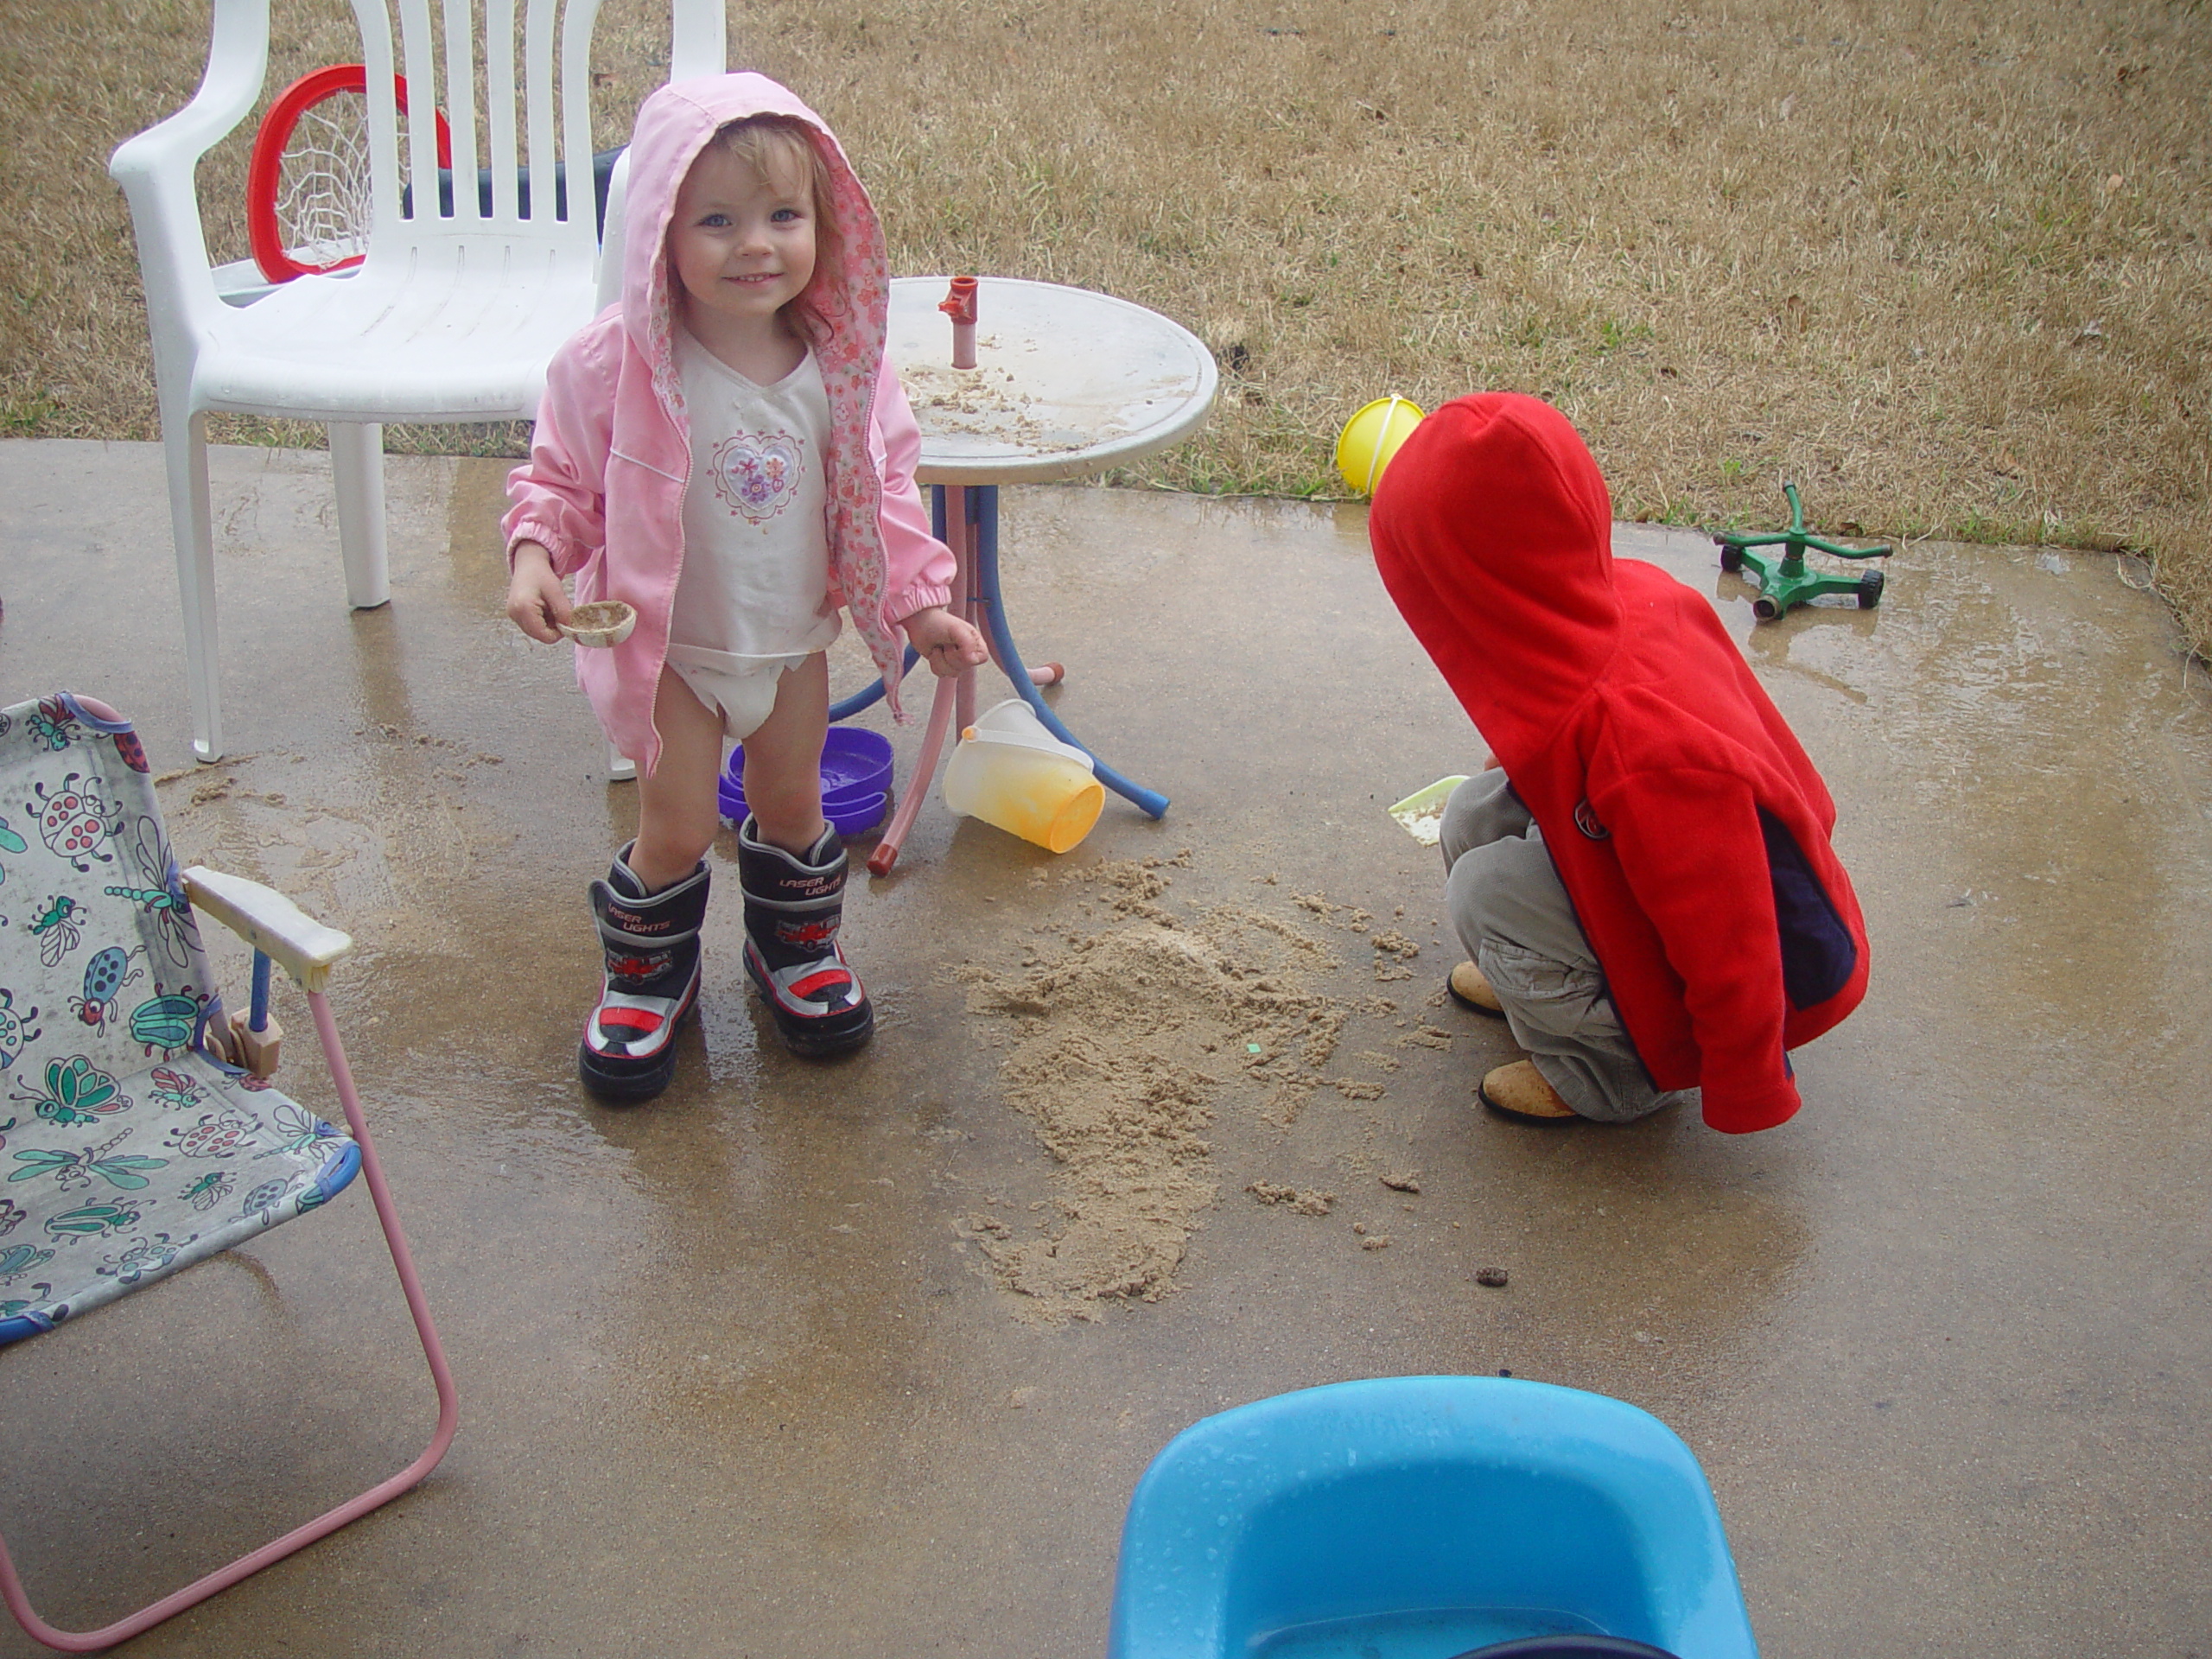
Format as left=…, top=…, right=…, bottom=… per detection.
left=5, top=448, right=2211, bottom=1654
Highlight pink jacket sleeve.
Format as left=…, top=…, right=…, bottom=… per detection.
left=502, top=325, right=619, bottom=578
left=868, top=363, right=956, bottom=625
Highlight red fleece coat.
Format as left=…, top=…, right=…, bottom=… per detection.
left=1370, top=393, right=1869, bottom=1132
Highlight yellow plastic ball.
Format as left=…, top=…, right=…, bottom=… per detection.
left=1336, top=396, right=1427, bottom=496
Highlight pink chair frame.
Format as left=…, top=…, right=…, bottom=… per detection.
left=0, top=990, right=457, bottom=1654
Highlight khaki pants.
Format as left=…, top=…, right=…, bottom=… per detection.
left=1441, top=770, right=1698, bottom=1123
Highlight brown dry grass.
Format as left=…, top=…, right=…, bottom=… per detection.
left=5, top=0, right=2210, bottom=650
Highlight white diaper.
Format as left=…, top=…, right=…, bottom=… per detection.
left=666, top=649, right=810, bottom=741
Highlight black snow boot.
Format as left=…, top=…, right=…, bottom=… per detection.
left=737, top=816, right=874, bottom=1058
left=580, top=843, right=710, bottom=1101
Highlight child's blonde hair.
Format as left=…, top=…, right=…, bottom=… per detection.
left=699, top=114, right=841, bottom=312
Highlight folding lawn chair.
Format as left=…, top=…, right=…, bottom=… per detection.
left=0, top=691, right=455, bottom=1653
left=1106, top=1376, right=1758, bottom=1659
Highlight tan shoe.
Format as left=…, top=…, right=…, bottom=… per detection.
left=1446, top=960, right=1506, bottom=1018
left=1479, top=1059, right=1579, bottom=1122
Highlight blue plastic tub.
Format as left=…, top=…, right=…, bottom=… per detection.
left=1106, top=1377, right=1757, bottom=1659
left=719, top=727, right=893, bottom=836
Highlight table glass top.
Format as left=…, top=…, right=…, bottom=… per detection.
left=886, top=276, right=1217, bottom=484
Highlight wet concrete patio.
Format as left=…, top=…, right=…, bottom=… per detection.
left=1, top=437, right=2208, bottom=1656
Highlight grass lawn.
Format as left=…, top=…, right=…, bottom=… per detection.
left=5, top=0, right=2208, bottom=652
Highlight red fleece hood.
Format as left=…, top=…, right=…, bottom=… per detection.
left=1370, top=393, right=1869, bottom=1132
left=1370, top=394, right=1622, bottom=766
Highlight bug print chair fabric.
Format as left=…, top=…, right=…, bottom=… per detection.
left=0, top=694, right=352, bottom=1339
left=0, top=691, right=455, bottom=1654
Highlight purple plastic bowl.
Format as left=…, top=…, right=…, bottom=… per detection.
left=818, top=728, right=895, bottom=798
left=823, top=791, right=889, bottom=836
left=719, top=728, right=894, bottom=836
left=717, top=780, right=887, bottom=838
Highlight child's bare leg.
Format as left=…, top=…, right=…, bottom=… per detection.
left=734, top=654, right=872, bottom=1056
left=630, top=667, right=728, bottom=892
left=734, top=653, right=830, bottom=855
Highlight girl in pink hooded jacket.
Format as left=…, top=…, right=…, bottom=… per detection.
left=504, top=74, right=985, bottom=1101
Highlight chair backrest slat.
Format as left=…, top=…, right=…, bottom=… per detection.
left=521, top=0, right=559, bottom=219
left=394, top=0, right=442, bottom=226
left=483, top=0, right=520, bottom=219
left=341, top=0, right=616, bottom=251
left=559, top=0, right=603, bottom=226
left=352, top=0, right=405, bottom=241
left=670, top=0, right=724, bottom=80
left=439, top=0, right=480, bottom=222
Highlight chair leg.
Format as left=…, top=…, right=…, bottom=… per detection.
left=330, top=422, right=391, bottom=611
left=161, top=408, right=226, bottom=764
left=0, top=994, right=458, bottom=1655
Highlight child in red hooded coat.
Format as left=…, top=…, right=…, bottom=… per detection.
left=1368, top=393, right=1868, bottom=1131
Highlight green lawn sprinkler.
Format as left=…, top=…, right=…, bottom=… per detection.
left=1713, top=482, right=1891, bottom=620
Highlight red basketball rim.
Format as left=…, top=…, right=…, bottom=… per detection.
left=245, top=64, right=454, bottom=283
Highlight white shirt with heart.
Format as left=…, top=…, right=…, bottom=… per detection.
left=669, top=327, right=842, bottom=666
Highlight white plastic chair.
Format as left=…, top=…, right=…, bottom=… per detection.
left=109, top=0, right=725, bottom=763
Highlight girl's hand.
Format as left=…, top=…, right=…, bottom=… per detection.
left=506, top=542, right=573, bottom=643
left=901, top=605, right=988, bottom=677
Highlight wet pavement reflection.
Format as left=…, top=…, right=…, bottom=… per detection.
left=0, top=440, right=2206, bottom=1654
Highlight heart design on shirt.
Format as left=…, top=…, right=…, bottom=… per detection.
left=709, top=430, right=806, bottom=523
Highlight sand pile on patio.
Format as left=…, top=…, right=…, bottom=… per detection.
left=957, top=858, right=1412, bottom=1324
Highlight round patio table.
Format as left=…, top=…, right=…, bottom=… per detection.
left=849, top=276, right=1217, bottom=872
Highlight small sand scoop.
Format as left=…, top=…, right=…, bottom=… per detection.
left=558, top=601, right=636, bottom=648
left=1387, top=776, right=1469, bottom=847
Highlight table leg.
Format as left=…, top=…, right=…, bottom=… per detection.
left=828, top=489, right=1045, bottom=724
left=952, top=486, right=978, bottom=734
left=867, top=480, right=1168, bottom=868
left=865, top=670, right=957, bottom=877
left=945, top=486, right=1063, bottom=692
left=866, top=486, right=972, bottom=875
left=970, top=486, right=1169, bottom=818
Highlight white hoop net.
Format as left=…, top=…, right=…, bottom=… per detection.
left=274, top=91, right=375, bottom=269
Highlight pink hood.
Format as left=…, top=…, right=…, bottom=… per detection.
left=618, top=73, right=893, bottom=456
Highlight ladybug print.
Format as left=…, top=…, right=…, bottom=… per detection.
left=111, top=729, right=149, bottom=774
left=29, top=775, right=118, bottom=873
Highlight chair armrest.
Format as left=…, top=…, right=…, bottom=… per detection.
left=182, top=864, right=353, bottom=994
left=107, top=0, right=274, bottom=341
